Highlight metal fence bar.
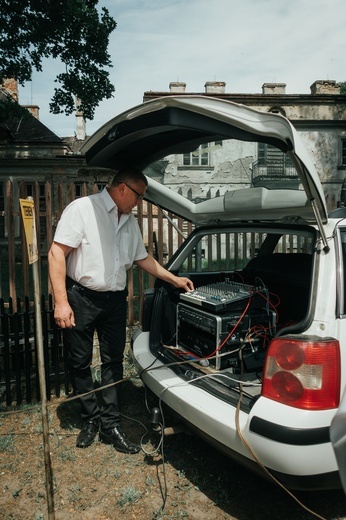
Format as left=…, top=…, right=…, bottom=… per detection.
left=24, top=297, right=33, bottom=404
left=6, top=180, right=17, bottom=308
left=49, top=294, right=62, bottom=399
left=1, top=298, right=11, bottom=405
left=13, top=303, right=23, bottom=404
left=0, top=295, right=70, bottom=406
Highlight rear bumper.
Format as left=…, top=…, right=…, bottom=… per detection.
left=250, top=416, right=330, bottom=445
left=132, top=331, right=341, bottom=490
left=172, top=411, right=341, bottom=491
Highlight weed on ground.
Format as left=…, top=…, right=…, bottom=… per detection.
left=1, top=354, right=346, bottom=519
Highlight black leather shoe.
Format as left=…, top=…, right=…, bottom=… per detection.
left=76, top=420, right=100, bottom=448
left=99, top=427, right=140, bottom=454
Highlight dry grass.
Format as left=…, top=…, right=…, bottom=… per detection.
left=1, top=349, right=346, bottom=519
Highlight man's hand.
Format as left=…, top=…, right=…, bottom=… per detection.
left=171, top=276, right=194, bottom=292
left=54, top=300, right=75, bottom=329
left=135, top=254, right=194, bottom=292
left=48, top=241, right=75, bottom=328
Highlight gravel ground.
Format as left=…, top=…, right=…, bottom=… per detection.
left=1, top=350, right=346, bottom=519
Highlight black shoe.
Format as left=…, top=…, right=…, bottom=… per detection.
left=99, top=426, right=140, bottom=454
left=76, top=420, right=100, bottom=448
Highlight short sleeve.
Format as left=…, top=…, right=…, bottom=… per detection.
left=53, top=200, right=85, bottom=248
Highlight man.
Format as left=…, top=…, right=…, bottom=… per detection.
left=48, top=168, right=194, bottom=454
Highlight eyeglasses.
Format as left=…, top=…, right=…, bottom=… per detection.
left=125, top=183, right=144, bottom=200
left=117, top=182, right=145, bottom=200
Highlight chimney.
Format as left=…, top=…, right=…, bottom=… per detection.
left=75, top=98, right=86, bottom=140
left=205, top=81, right=226, bottom=94
left=169, top=82, right=186, bottom=93
left=262, top=83, right=286, bottom=95
left=24, top=105, right=40, bottom=119
left=2, top=78, right=19, bottom=101
left=310, top=80, right=341, bottom=95
left=2, top=78, right=40, bottom=118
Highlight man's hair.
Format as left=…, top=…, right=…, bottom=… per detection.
left=111, top=168, right=148, bottom=187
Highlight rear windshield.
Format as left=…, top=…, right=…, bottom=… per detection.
left=144, top=138, right=303, bottom=204
left=179, top=228, right=316, bottom=274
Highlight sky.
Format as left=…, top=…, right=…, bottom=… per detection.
left=19, top=0, right=346, bottom=138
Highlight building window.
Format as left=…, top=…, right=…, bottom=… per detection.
left=0, top=182, right=4, bottom=238
left=183, top=143, right=210, bottom=166
left=74, top=182, right=84, bottom=198
left=269, top=106, right=286, bottom=117
left=256, top=143, right=294, bottom=176
left=341, top=139, right=346, bottom=167
left=340, top=229, right=346, bottom=315
left=95, top=182, right=107, bottom=192
left=182, top=141, right=223, bottom=167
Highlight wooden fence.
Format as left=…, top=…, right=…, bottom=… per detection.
left=0, top=178, right=336, bottom=320
left=0, top=179, right=190, bottom=324
left=0, top=178, right=328, bottom=405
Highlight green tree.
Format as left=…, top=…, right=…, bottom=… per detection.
left=0, top=0, right=116, bottom=120
left=341, top=82, right=346, bottom=95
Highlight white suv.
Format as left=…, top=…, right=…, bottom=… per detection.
left=83, top=96, right=346, bottom=490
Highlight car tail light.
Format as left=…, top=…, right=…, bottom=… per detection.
left=262, top=337, right=340, bottom=410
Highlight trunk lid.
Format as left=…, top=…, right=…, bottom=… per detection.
left=82, top=96, right=328, bottom=243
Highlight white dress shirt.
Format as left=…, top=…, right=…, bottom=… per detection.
left=53, top=188, right=148, bottom=291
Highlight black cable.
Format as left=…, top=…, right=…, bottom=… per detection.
left=137, top=377, right=168, bottom=515
left=154, top=404, right=168, bottom=516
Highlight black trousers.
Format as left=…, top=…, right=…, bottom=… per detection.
left=65, top=278, right=128, bottom=431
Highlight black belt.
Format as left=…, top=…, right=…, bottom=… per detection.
left=66, top=276, right=124, bottom=299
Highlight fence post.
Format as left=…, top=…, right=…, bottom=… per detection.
left=33, top=256, right=55, bottom=518
left=20, top=197, right=55, bottom=518
left=45, top=181, right=53, bottom=296
left=6, top=180, right=17, bottom=308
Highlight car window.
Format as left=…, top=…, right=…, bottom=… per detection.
left=145, top=138, right=305, bottom=206
left=180, top=229, right=315, bottom=274
left=340, top=228, right=346, bottom=315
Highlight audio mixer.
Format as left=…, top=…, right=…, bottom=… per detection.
left=180, top=279, right=265, bottom=312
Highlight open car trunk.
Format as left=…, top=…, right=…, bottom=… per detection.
left=143, top=222, right=317, bottom=411
left=81, top=95, right=327, bottom=412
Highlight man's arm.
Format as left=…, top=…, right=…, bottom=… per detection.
left=48, top=241, right=75, bottom=328
left=135, top=254, right=194, bottom=292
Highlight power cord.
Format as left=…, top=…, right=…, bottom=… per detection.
left=142, top=357, right=328, bottom=520
left=140, top=374, right=169, bottom=515
left=0, top=355, right=329, bottom=520
left=232, top=349, right=327, bottom=520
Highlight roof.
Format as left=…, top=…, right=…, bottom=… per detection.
left=0, top=89, right=62, bottom=144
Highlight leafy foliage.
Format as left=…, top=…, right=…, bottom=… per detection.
left=341, top=82, right=346, bottom=95
left=0, top=0, right=117, bottom=120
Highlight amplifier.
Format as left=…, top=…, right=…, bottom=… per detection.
left=176, top=302, right=275, bottom=371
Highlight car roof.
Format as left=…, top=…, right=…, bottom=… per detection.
left=82, top=95, right=327, bottom=229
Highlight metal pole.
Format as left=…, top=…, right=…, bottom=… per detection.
left=32, top=258, right=55, bottom=518
left=21, top=196, right=55, bottom=518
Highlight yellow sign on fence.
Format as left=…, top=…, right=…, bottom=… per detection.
left=19, top=198, right=38, bottom=264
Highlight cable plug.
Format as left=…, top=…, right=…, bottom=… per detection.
left=150, top=407, right=163, bottom=432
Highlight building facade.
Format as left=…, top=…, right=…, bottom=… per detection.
left=143, top=80, right=346, bottom=211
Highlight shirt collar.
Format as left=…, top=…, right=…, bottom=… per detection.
left=101, top=187, right=116, bottom=212
left=101, top=186, right=131, bottom=225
